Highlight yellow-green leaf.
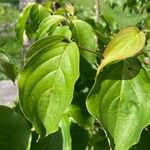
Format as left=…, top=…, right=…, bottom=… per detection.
left=97, top=27, right=146, bottom=75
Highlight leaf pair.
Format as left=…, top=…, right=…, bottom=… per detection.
left=15, top=3, right=49, bottom=43
left=36, top=16, right=97, bottom=65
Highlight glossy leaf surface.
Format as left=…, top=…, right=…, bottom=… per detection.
left=71, top=19, right=97, bottom=65
left=25, top=35, right=65, bottom=61
left=52, top=26, right=72, bottom=39
left=0, top=105, right=31, bottom=150
left=36, top=15, right=65, bottom=40
left=87, top=58, right=150, bottom=150
left=18, top=36, right=79, bottom=136
left=97, top=27, right=146, bottom=74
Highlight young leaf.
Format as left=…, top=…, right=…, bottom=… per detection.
left=18, top=36, right=79, bottom=136
left=86, top=58, right=150, bottom=150
left=52, top=26, right=72, bottom=39
left=0, top=105, right=31, bottom=150
left=64, top=3, right=74, bottom=16
left=71, top=19, right=97, bottom=65
left=0, top=51, right=17, bottom=82
left=16, top=3, right=35, bottom=43
left=97, top=27, right=146, bottom=75
left=36, top=15, right=65, bottom=40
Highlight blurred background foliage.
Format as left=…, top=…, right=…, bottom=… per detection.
left=0, top=0, right=20, bottom=79
left=0, top=0, right=150, bottom=80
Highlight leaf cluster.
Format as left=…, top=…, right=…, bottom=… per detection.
left=0, top=0, right=150, bottom=150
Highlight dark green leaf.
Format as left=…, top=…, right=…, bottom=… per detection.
left=0, top=51, right=17, bottom=82
left=87, top=58, right=150, bottom=150
left=0, top=105, right=31, bottom=150
left=18, top=36, right=79, bottom=136
left=31, top=130, right=62, bottom=150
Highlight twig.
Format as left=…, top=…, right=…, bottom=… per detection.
left=95, top=0, right=100, bottom=22
left=52, top=0, right=56, bottom=12
left=78, top=45, right=103, bottom=58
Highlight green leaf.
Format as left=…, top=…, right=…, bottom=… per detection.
left=71, top=19, right=97, bottom=65
left=36, top=15, right=65, bottom=40
left=130, top=126, right=150, bottom=150
left=0, top=51, right=17, bottom=82
left=97, top=27, right=146, bottom=75
left=0, top=105, right=31, bottom=150
left=65, top=104, right=87, bottom=126
left=52, top=26, right=72, bottom=39
left=25, top=35, right=65, bottom=61
left=86, top=58, right=150, bottom=150
left=30, top=4, right=49, bottom=32
left=59, top=115, right=71, bottom=150
left=18, top=36, right=80, bottom=136
left=15, top=3, right=35, bottom=43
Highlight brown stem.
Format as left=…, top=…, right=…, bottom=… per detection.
left=78, top=45, right=103, bottom=58
left=52, top=0, right=56, bottom=12
left=95, top=0, right=100, bottom=22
